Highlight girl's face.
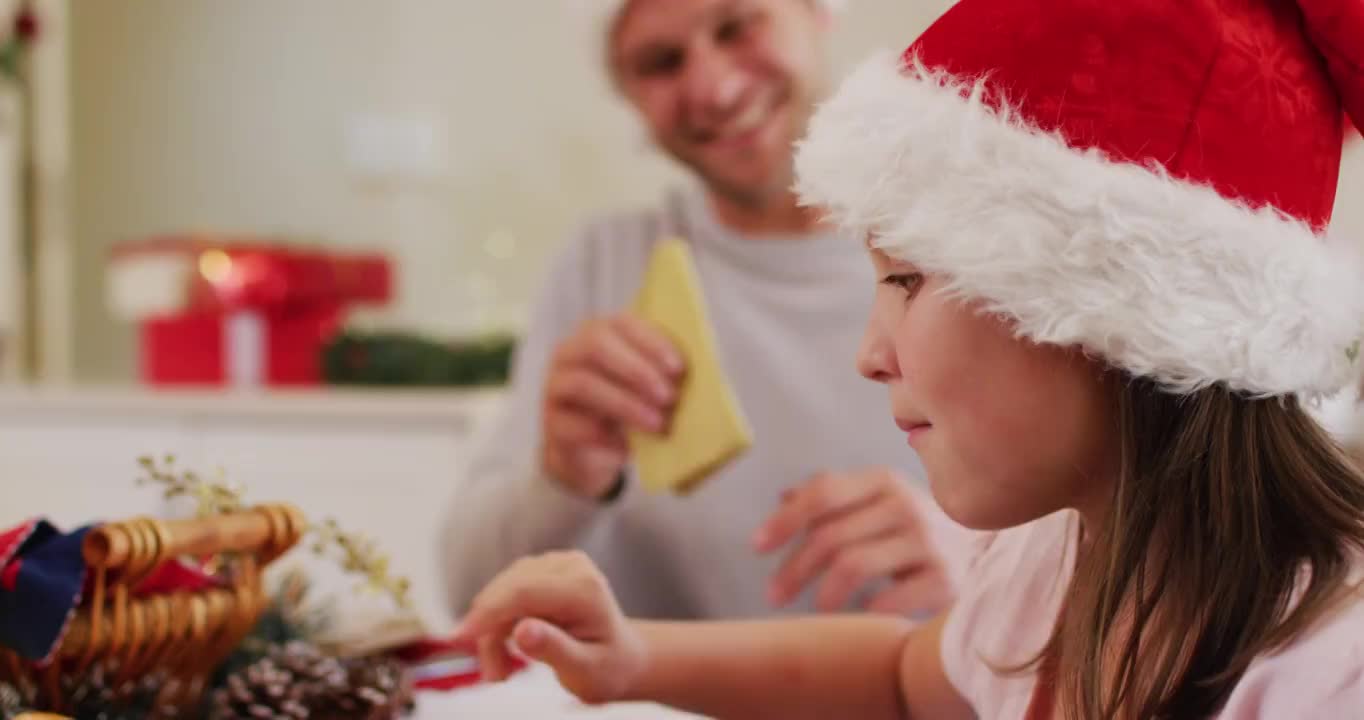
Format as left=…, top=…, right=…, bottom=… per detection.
left=858, top=247, right=1120, bottom=530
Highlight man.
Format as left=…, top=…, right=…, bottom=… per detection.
left=441, top=0, right=969, bottom=621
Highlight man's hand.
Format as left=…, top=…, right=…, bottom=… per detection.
left=753, top=468, right=953, bottom=616
left=453, top=551, right=648, bottom=705
left=540, top=313, right=685, bottom=500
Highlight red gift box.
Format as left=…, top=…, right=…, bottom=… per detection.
left=108, top=235, right=392, bottom=386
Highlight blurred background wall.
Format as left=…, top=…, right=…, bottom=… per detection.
left=64, top=0, right=988, bottom=383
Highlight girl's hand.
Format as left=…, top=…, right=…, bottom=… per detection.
left=452, top=550, right=648, bottom=704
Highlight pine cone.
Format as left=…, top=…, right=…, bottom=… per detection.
left=60, top=663, right=164, bottom=720
left=1, top=682, right=28, bottom=720
left=209, top=641, right=411, bottom=720
left=62, top=664, right=116, bottom=716
left=209, top=642, right=335, bottom=719
left=0, top=663, right=167, bottom=720
left=319, top=654, right=412, bottom=720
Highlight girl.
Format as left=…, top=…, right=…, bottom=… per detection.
left=453, top=0, right=1364, bottom=717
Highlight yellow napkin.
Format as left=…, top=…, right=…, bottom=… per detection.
left=628, top=237, right=753, bottom=494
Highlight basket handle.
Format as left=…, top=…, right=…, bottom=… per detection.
left=82, top=504, right=306, bottom=572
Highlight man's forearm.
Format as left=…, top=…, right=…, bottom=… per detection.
left=624, top=616, right=912, bottom=720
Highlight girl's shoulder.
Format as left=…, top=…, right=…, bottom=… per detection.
left=1219, top=570, right=1364, bottom=717
left=941, top=514, right=1364, bottom=717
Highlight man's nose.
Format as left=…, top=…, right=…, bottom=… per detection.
left=681, top=44, right=747, bottom=118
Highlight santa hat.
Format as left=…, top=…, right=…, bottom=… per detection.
left=795, top=0, right=1364, bottom=400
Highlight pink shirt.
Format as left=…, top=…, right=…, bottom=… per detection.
left=941, top=510, right=1364, bottom=718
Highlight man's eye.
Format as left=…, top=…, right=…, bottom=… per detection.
left=636, top=47, right=684, bottom=78
left=716, top=17, right=747, bottom=43
left=716, top=7, right=765, bottom=44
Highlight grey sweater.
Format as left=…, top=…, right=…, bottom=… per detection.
left=440, top=187, right=943, bottom=620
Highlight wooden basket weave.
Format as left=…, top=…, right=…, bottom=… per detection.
left=0, top=503, right=306, bottom=715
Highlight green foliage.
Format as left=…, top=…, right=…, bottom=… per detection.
left=321, top=330, right=515, bottom=387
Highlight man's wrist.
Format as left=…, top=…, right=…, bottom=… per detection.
left=538, top=448, right=628, bottom=505
left=596, top=470, right=629, bottom=504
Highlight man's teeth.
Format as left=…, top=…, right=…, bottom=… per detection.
left=715, top=102, right=768, bottom=139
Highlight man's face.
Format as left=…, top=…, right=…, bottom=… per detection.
left=610, top=0, right=829, bottom=209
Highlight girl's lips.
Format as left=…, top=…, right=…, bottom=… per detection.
left=895, top=418, right=933, bottom=444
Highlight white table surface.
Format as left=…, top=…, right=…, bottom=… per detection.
left=413, top=663, right=707, bottom=719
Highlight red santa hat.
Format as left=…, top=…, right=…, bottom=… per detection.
left=795, top=0, right=1364, bottom=400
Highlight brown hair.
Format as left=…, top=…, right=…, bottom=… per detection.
left=1043, top=377, right=1364, bottom=718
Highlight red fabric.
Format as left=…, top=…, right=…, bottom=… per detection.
left=0, top=519, right=37, bottom=592
left=393, top=635, right=472, bottom=663
left=396, top=636, right=526, bottom=693
left=1293, top=0, right=1364, bottom=135
left=408, top=658, right=527, bottom=692
left=130, top=557, right=222, bottom=596
left=909, top=0, right=1349, bottom=229
left=0, top=559, right=20, bottom=591
left=413, top=669, right=488, bottom=692
left=0, top=520, right=37, bottom=569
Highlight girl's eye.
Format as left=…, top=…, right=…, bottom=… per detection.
left=881, top=272, right=924, bottom=302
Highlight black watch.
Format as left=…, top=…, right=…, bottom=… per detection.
left=598, top=470, right=628, bottom=505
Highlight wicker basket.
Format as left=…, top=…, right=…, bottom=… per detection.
left=0, top=503, right=306, bottom=716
